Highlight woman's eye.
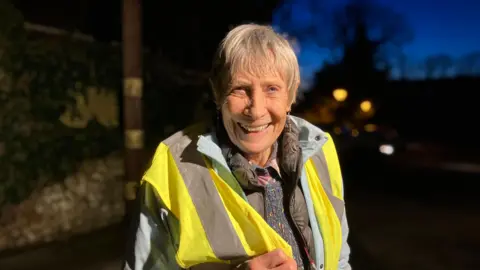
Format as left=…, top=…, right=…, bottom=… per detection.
left=231, top=88, right=247, bottom=95
left=267, top=86, right=278, bottom=92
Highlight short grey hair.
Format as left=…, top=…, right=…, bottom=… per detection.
left=210, top=24, right=300, bottom=108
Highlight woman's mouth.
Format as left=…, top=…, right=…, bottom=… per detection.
left=238, top=123, right=270, bottom=133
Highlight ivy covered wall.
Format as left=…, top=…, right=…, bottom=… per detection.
left=0, top=1, right=122, bottom=207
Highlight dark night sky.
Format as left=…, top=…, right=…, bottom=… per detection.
left=273, top=0, right=480, bottom=88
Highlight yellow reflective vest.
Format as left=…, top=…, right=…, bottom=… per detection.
left=143, top=117, right=347, bottom=270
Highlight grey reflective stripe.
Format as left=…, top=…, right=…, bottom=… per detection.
left=134, top=213, right=153, bottom=269
left=164, top=134, right=248, bottom=261
left=310, top=149, right=345, bottom=219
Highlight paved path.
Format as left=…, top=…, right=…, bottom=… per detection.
left=348, top=193, right=480, bottom=270
left=0, top=225, right=124, bottom=270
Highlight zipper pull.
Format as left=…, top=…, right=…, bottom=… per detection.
left=304, top=247, right=317, bottom=270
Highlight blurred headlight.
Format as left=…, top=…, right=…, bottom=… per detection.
left=379, top=144, right=394, bottom=155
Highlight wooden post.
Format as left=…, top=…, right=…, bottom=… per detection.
left=122, top=0, right=143, bottom=211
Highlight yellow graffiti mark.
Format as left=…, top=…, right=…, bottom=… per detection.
left=60, top=86, right=119, bottom=129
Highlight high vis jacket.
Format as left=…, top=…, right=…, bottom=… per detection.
left=124, top=116, right=351, bottom=270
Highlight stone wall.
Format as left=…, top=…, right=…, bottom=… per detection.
left=0, top=153, right=124, bottom=250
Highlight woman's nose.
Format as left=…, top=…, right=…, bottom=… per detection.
left=244, top=90, right=267, bottom=119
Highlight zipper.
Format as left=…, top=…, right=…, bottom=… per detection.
left=287, top=193, right=313, bottom=270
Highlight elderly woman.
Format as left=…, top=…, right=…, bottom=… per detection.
left=124, top=24, right=351, bottom=270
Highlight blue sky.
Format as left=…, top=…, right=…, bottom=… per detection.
left=273, top=0, right=480, bottom=88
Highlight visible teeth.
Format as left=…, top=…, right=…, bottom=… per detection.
left=240, top=124, right=268, bottom=132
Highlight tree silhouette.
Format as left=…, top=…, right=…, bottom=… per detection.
left=455, top=51, right=480, bottom=76
left=304, top=0, right=412, bottom=100
left=397, top=52, right=408, bottom=79
left=275, top=0, right=413, bottom=66
left=293, top=0, right=413, bottom=128
left=273, top=0, right=331, bottom=46
left=424, top=54, right=454, bottom=78
left=332, top=0, right=413, bottom=71
left=277, top=0, right=413, bottom=102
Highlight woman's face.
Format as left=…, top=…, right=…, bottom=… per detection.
left=221, top=71, right=292, bottom=156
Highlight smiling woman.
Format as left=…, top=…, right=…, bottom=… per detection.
left=211, top=24, right=299, bottom=166
left=124, top=24, right=352, bottom=270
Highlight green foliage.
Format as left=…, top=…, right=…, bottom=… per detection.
left=0, top=2, right=122, bottom=206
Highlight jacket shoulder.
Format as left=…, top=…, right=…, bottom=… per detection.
left=161, top=122, right=208, bottom=151
left=145, top=122, right=208, bottom=180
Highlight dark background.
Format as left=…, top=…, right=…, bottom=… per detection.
left=0, top=0, right=479, bottom=269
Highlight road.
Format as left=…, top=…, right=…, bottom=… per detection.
left=0, top=224, right=124, bottom=270
left=1, top=161, right=479, bottom=270
left=343, top=159, right=480, bottom=270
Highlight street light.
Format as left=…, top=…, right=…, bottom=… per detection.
left=360, top=100, right=372, bottom=113
left=333, top=88, right=348, bottom=102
